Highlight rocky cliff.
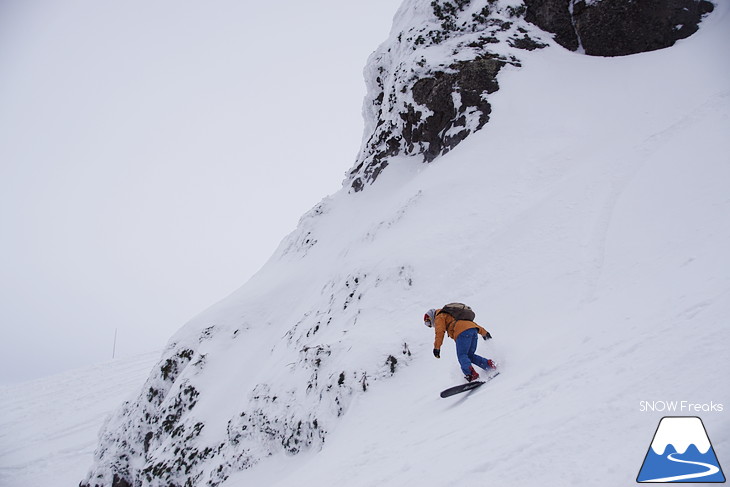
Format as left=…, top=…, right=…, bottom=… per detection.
left=347, top=0, right=550, bottom=191
left=347, top=0, right=714, bottom=191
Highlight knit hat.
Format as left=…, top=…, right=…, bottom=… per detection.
left=423, top=308, right=437, bottom=328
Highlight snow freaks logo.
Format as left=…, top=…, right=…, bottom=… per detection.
left=637, top=416, right=726, bottom=483
left=639, top=400, right=724, bottom=413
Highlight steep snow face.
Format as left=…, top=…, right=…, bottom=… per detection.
left=347, top=0, right=550, bottom=191
left=79, top=259, right=417, bottom=485
left=222, top=5, right=729, bottom=485
left=80, top=2, right=729, bottom=487
left=79, top=192, right=422, bottom=485
left=80, top=5, right=551, bottom=483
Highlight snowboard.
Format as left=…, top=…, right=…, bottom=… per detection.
left=439, top=372, right=499, bottom=398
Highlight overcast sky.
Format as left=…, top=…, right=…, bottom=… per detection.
left=0, top=0, right=400, bottom=384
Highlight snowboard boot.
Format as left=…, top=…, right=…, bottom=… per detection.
left=465, top=366, right=480, bottom=382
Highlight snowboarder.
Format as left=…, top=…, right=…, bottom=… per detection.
left=424, top=305, right=496, bottom=382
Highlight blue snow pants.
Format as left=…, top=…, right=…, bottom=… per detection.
left=454, top=328, right=492, bottom=376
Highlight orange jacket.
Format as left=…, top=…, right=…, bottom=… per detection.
left=433, top=309, right=489, bottom=350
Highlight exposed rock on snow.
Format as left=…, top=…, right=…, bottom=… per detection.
left=347, top=0, right=715, bottom=192
left=573, top=0, right=715, bottom=56
left=80, top=258, right=418, bottom=487
left=347, top=0, right=548, bottom=192
left=524, top=0, right=715, bottom=56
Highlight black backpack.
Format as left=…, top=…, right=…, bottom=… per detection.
left=438, top=302, right=476, bottom=322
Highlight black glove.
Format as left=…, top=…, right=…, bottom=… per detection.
left=482, top=331, right=492, bottom=340
left=433, top=348, right=440, bottom=358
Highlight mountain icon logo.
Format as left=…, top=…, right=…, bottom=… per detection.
left=637, top=416, right=726, bottom=483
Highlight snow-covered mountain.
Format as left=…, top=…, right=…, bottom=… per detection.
left=651, top=417, right=712, bottom=455
left=2, top=1, right=728, bottom=486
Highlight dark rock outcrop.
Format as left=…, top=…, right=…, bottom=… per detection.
left=524, top=0, right=579, bottom=50
left=346, top=0, right=715, bottom=192
left=348, top=0, right=544, bottom=192
left=407, top=55, right=505, bottom=163
left=525, top=0, right=715, bottom=56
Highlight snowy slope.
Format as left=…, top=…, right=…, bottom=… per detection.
left=3, top=1, right=728, bottom=487
left=0, top=352, right=159, bottom=487
left=225, top=3, right=730, bottom=485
